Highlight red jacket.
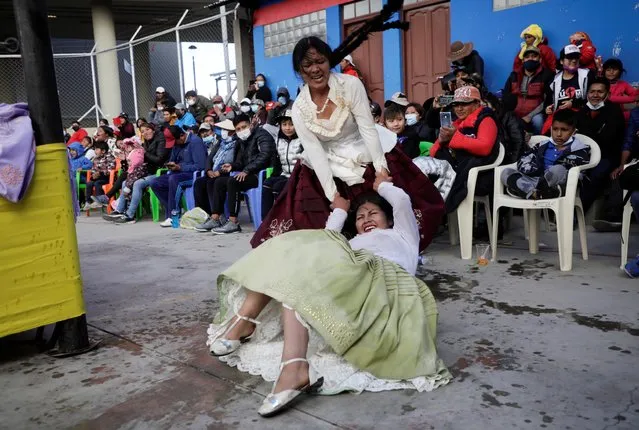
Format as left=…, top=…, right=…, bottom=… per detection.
left=513, top=44, right=556, bottom=73
left=430, top=107, right=498, bottom=158
left=609, top=80, right=639, bottom=121
left=342, top=65, right=359, bottom=78
left=68, top=128, right=88, bottom=145
left=574, top=39, right=597, bottom=71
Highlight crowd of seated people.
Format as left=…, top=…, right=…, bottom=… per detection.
left=73, top=26, right=639, bottom=273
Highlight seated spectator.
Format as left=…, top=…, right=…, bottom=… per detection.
left=261, top=109, right=303, bottom=219
left=245, top=73, right=273, bottom=102
left=108, top=138, right=147, bottom=223
left=485, top=93, right=526, bottom=165
left=185, top=90, right=214, bottom=122
left=370, top=101, right=382, bottom=125
left=513, top=24, right=556, bottom=72
left=405, top=102, right=436, bottom=143
left=162, top=106, right=177, bottom=127
left=84, top=140, right=116, bottom=209
left=81, top=136, right=96, bottom=161
left=612, top=104, right=639, bottom=182
left=117, top=113, right=136, bottom=139
left=147, top=100, right=166, bottom=125
left=173, top=103, right=197, bottom=130
left=208, top=95, right=236, bottom=123
left=384, top=103, right=420, bottom=159
left=94, top=125, right=117, bottom=151
left=198, top=122, right=217, bottom=152
left=150, top=125, right=207, bottom=227
left=202, top=114, right=215, bottom=126
left=104, top=123, right=170, bottom=223
left=575, top=78, right=626, bottom=230
left=504, top=46, right=554, bottom=134
left=384, top=92, right=409, bottom=111
left=267, top=87, right=293, bottom=125
left=603, top=58, right=638, bottom=122
left=68, top=142, right=93, bottom=172
left=205, top=114, right=277, bottom=234
left=430, top=86, right=499, bottom=212
left=99, top=118, right=109, bottom=127
left=193, top=120, right=238, bottom=231
left=68, top=120, right=88, bottom=145
left=239, top=98, right=252, bottom=115
left=450, top=40, right=484, bottom=77
left=250, top=98, right=267, bottom=128
left=340, top=55, right=361, bottom=78
left=154, top=86, right=176, bottom=108
left=569, top=32, right=598, bottom=71
left=501, top=109, right=590, bottom=200
left=543, top=45, right=595, bottom=134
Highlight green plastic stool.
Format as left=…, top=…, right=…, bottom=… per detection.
left=419, top=141, right=434, bottom=157
left=149, top=168, right=168, bottom=222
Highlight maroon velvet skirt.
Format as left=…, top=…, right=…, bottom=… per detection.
left=250, top=147, right=445, bottom=252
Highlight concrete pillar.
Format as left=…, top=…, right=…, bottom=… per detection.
left=233, top=15, right=254, bottom=104
left=133, top=42, right=153, bottom=116
left=91, top=0, right=122, bottom=119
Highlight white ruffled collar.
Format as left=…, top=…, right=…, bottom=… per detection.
left=295, top=73, right=351, bottom=138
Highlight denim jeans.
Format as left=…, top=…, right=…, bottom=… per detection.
left=530, top=113, right=544, bottom=135
left=117, top=175, right=156, bottom=218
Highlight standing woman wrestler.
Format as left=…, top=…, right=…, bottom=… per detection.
left=252, top=33, right=444, bottom=251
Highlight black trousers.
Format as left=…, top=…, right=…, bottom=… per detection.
left=193, top=175, right=219, bottom=215
left=261, top=175, right=289, bottom=218
left=85, top=174, right=109, bottom=200
left=106, top=171, right=127, bottom=198
left=211, top=174, right=259, bottom=217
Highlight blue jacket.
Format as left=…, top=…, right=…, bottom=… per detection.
left=174, top=112, right=197, bottom=130
left=68, top=142, right=93, bottom=171
left=169, top=133, right=207, bottom=173
left=623, top=107, right=639, bottom=153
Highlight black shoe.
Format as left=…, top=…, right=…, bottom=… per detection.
left=103, top=211, right=125, bottom=221
left=539, top=185, right=562, bottom=199
left=506, top=186, right=527, bottom=199
left=592, top=219, right=622, bottom=232
left=114, top=216, right=136, bottom=225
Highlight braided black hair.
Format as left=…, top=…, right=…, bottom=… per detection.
left=292, top=0, right=409, bottom=73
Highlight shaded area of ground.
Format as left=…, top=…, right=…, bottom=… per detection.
left=1, top=215, right=638, bottom=429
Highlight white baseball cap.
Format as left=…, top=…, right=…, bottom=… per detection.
left=156, top=86, right=165, bottom=93
left=563, top=44, right=581, bottom=58
left=343, top=55, right=355, bottom=67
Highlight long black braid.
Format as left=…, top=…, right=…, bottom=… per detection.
left=329, top=0, right=409, bottom=68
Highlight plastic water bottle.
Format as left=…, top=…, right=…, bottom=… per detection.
left=171, top=209, right=180, bottom=228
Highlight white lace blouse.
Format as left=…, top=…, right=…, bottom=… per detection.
left=325, top=182, right=419, bottom=275
left=292, top=73, right=389, bottom=202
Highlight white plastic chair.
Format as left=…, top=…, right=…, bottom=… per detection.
left=620, top=162, right=637, bottom=268
left=491, top=134, right=601, bottom=271
left=449, top=143, right=505, bottom=259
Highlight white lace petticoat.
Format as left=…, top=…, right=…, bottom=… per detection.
left=206, top=283, right=449, bottom=395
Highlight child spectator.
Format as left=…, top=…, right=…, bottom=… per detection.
left=513, top=24, right=556, bottom=72
left=405, top=102, right=436, bottom=143
left=569, top=32, right=598, bottom=72
left=504, top=46, right=554, bottom=134
left=117, top=113, right=136, bottom=138
left=384, top=103, right=420, bottom=159
left=543, top=45, right=595, bottom=134
left=81, top=136, right=96, bottom=161
left=370, top=101, right=382, bottom=125
left=108, top=137, right=148, bottom=222
left=501, top=109, right=590, bottom=200
left=68, top=120, right=88, bottom=145
left=68, top=142, right=93, bottom=172
left=204, top=114, right=277, bottom=234
left=603, top=58, right=638, bottom=122
left=260, top=109, right=303, bottom=219
left=84, top=141, right=116, bottom=210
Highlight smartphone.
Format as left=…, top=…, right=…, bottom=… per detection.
left=440, top=111, right=453, bottom=128
left=438, top=95, right=455, bottom=107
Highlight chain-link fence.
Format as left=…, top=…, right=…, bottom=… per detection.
left=0, top=6, right=237, bottom=129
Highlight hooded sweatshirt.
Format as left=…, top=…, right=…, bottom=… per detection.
left=68, top=142, right=93, bottom=171
left=513, top=24, right=557, bottom=72
left=267, top=87, right=294, bottom=125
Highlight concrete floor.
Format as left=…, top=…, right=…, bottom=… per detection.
left=1, top=212, right=638, bottom=430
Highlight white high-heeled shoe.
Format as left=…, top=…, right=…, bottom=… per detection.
left=209, top=313, right=260, bottom=357
left=258, top=358, right=324, bottom=417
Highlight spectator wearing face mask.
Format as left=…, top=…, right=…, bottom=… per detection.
left=208, top=95, right=235, bottom=123
left=405, top=102, right=435, bottom=143
left=267, top=87, right=293, bottom=125
left=173, top=103, right=197, bottom=130
left=250, top=98, right=267, bottom=128
left=185, top=90, right=214, bottom=122
left=239, top=98, right=253, bottom=118
left=384, top=103, right=420, bottom=159
left=68, top=120, right=88, bottom=145
left=148, top=100, right=167, bottom=125
left=245, top=73, right=273, bottom=102
left=198, top=122, right=218, bottom=152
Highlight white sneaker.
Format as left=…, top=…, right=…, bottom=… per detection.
left=159, top=218, right=172, bottom=228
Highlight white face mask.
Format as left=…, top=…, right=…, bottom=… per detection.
left=187, top=98, right=196, bottom=106
left=221, top=130, right=229, bottom=140
left=156, top=104, right=164, bottom=111
left=586, top=101, right=605, bottom=110
left=240, top=105, right=251, bottom=113
left=251, top=105, right=259, bottom=113
left=214, top=103, right=224, bottom=110
left=256, top=80, right=265, bottom=88
left=237, top=129, right=251, bottom=141
left=405, top=113, right=418, bottom=126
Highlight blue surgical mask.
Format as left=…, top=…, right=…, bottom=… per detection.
left=251, top=105, right=259, bottom=113
left=221, top=130, right=230, bottom=140
left=278, top=96, right=287, bottom=105
left=203, top=135, right=215, bottom=144
left=405, top=113, right=418, bottom=126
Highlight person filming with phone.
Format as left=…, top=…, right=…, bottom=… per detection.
left=429, top=86, right=500, bottom=213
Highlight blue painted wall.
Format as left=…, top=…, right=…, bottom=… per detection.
left=451, top=0, right=639, bottom=91
left=382, top=4, right=404, bottom=100
left=253, top=5, right=343, bottom=100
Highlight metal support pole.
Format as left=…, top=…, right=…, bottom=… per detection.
left=220, top=5, right=232, bottom=98
left=192, top=55, right=197, bottom=92
left=176, top=9, right=189, bottom=103
left=12, top=0, right=91, bottom=355
left=129, top=25, right=142, bottom=120
left=90, top=45, right=100, bottom=127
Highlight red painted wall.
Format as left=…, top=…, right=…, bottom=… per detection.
left=254, top=0, right=350, bottom=26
